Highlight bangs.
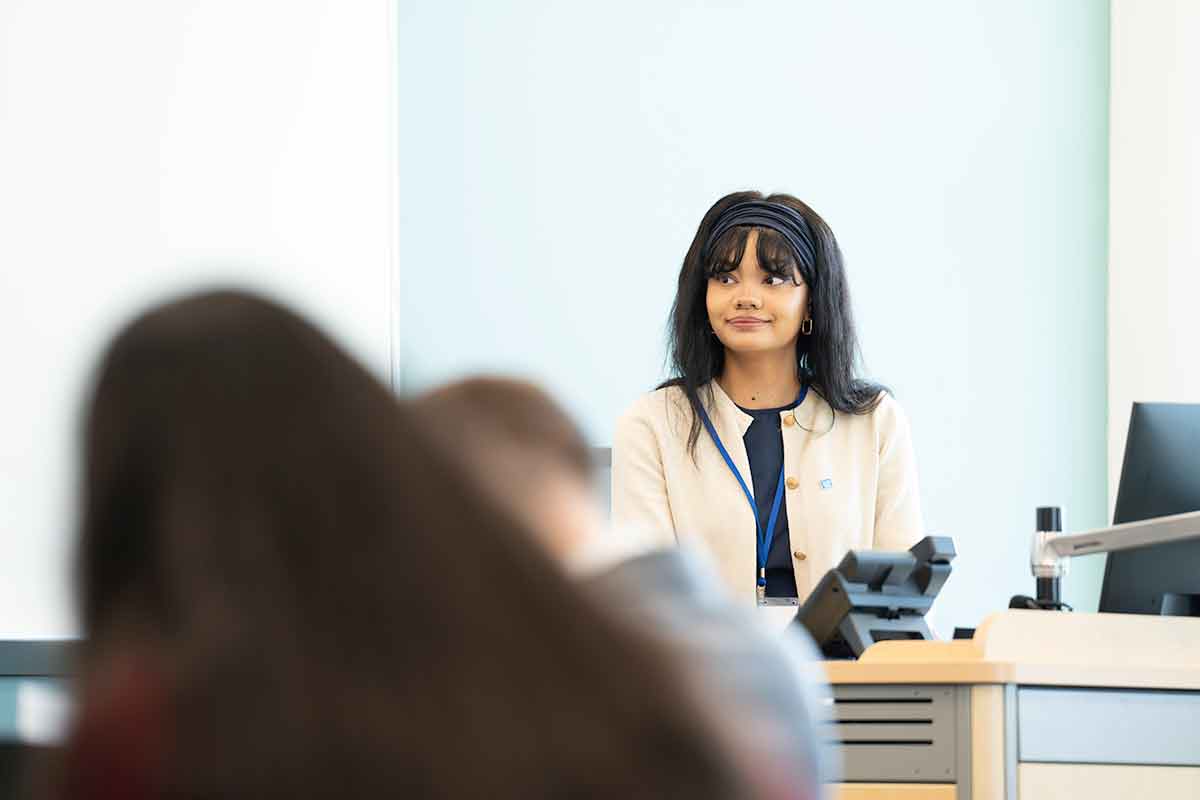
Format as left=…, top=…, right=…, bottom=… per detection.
left=704, top=226, right=802, bottom=283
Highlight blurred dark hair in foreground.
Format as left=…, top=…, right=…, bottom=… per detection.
left=51, top=290, right=749, bottom=799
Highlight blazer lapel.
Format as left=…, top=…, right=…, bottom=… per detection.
left=790, top=385, right=834, bottom=435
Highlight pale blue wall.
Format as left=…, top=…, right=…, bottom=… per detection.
left=397, top=1, right=1110, bottom=629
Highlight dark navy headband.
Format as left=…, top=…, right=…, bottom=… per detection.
left=702, top=200, right=818, bottom=279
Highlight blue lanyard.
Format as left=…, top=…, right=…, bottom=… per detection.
left=697, top=385, right=807, bottom=589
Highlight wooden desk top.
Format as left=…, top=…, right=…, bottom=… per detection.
left=822, top=610, right=1200, bottom=690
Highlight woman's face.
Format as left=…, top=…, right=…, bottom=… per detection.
left=706, top=229, right=809, bottom=356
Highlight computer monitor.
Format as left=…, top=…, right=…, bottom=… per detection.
left=1100, top=402, right=1200, bottom=614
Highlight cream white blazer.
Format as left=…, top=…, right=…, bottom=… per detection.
left=611, top=381, right=923, bottom=626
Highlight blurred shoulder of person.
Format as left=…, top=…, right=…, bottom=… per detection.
left=413, top=376, right=837, bottom=794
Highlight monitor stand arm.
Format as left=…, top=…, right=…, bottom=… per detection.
left=1010, top=511, right=1073, bottom=611
left=1011, top=506, right=1200, bottom=612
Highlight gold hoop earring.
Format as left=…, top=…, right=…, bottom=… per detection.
left=800, top=318, right=813, bottom=336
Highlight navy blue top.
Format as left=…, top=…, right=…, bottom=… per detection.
left=737, top=394, right=804, bottom=598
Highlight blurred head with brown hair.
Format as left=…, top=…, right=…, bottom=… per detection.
left=67, top=290, right=748, bottom=799
left=412, top=376, right=607, bottom=567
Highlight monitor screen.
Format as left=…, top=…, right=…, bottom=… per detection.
left=1100, top=403, right=1200, bottom=614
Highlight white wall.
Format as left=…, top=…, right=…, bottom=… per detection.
left=0, top=1, right=1114, bottom=639
left=1109, top=1, right=1200, bottom=507
left=397, top=0, right=1112, bottom=631
left=0, top=1, right=398, bottom=636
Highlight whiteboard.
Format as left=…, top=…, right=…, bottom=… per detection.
left=0, top=0, right=397, bottom=636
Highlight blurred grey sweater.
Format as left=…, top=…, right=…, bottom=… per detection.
left=585, top=547, right=837, bottom=798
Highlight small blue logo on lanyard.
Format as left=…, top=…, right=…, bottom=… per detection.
left=696, top=385, right=808, bottom=598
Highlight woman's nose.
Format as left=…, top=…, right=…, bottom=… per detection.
left=734, top=293, right=762, bottom=310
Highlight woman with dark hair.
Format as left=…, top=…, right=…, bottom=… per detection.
left=612, top=191, right=923, bottom=625
left=60, top=290, right=756, bottom=799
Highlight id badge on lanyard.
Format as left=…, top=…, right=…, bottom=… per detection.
left=696, top=388, right=805, bottom=606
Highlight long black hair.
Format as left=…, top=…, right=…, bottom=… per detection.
left=661, top=190, right=884, bottom=454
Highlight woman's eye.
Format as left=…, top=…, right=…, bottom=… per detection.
left=765, top=275, right=787, bottom=286
left=713, top=274, right=736, bottom=285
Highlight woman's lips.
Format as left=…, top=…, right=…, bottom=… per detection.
left=727, top=317, right=769, bottom=329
